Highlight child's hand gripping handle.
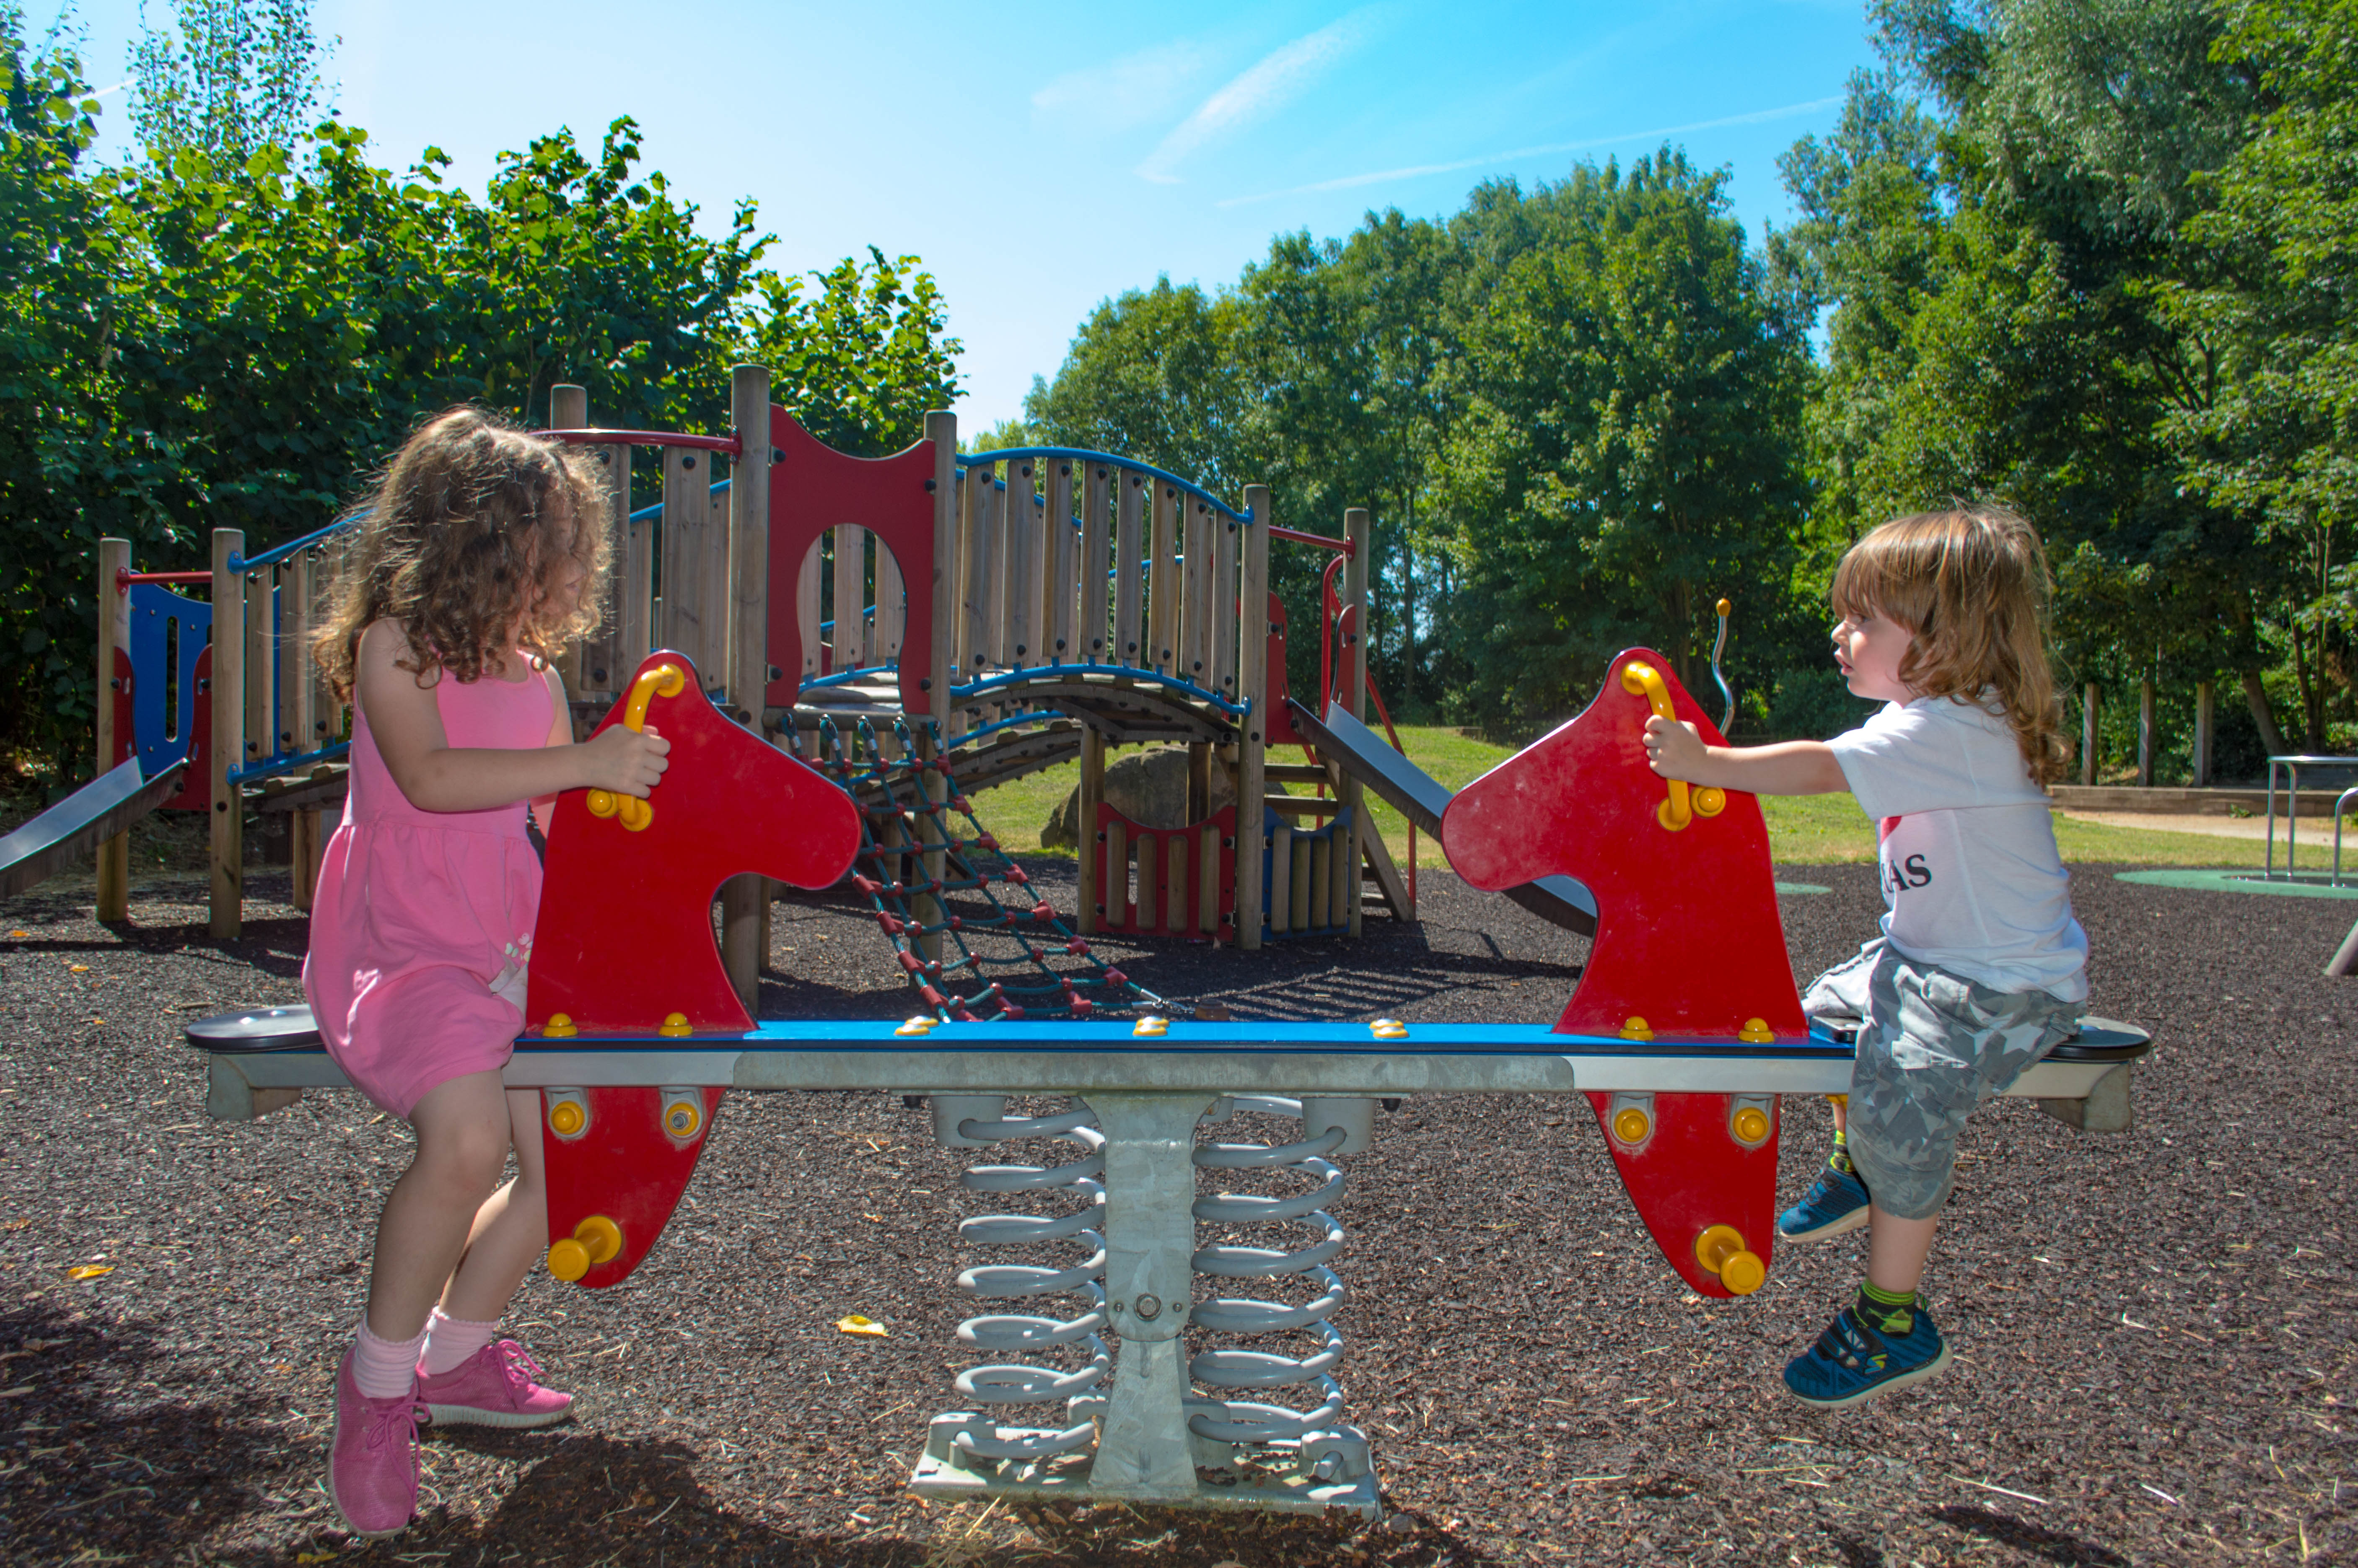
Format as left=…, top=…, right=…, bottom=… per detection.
left=1622, top=660, right=1726, bottom=833
left=586, top=662, right=685, bottom=832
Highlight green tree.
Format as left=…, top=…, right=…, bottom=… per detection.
left=2160, top=0, right=2358, bottom=748
left=1435, top=153, right=1810, bottom=731
left=130, top=0, right=330, bottom=161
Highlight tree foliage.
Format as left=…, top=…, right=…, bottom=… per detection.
left=0, top=13, right=959, bottom=773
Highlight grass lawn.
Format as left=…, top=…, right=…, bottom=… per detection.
left=962, top=727, right=2308, bottom=869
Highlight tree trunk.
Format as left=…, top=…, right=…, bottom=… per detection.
left=2242, top=667, right=2290, bottom=759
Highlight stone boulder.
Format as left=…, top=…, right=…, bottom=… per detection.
left=1042, top=746, right=1251, bottom=850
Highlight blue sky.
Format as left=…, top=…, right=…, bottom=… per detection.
left=53, top=0, right=1881, bottom=433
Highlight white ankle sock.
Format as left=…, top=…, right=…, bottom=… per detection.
left=420, top=1308, right=499, bottom=1376
left=352, top=1319, right=427, bottom=1400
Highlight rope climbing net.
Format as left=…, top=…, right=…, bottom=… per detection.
left=806, top=713, right=1166, bottom=1022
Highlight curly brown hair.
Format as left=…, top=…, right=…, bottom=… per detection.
left=1831, top=505, right=2069, bottom=785
left=315, top=407, right=610, bottom=700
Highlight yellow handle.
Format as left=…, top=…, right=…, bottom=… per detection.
left=586, top=662, right=686, bottom=832
left=547, top=1214, right=623, bottom=1283
left=1695, top=1223, right=1765, bottom=1295
left=1623, top=660, right=1725, bottom=833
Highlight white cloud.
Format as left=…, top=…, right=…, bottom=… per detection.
left=1032, top=39, right=1219, bottom=134
left=1218, top=93, right=1847, bottom=207
left=1134, top=7, right=1392, bottom=186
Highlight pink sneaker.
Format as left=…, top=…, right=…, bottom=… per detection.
left=328, top=1349, right=420, bottom=1539
left=416, top=1340, right=575, bottom=1429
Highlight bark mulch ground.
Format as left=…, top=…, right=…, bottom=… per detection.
left=0, top=856, right=2351, bottom=1566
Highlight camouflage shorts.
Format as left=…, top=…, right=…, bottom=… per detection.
left=1802, top=941, right=2084, bottom=1221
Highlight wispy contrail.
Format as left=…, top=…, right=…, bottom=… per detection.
left=1137, top=7, right=1395, bottom=186
left=1217, top=93, right=1845, bottom=207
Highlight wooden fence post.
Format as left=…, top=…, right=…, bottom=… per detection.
left=916, top=410, right=958, bottom=967
left=95, top=538, right=130, bottom=920
left=2194, top=680, right=2215, bottom=787
left=2138, top=679, right=2156, bottom=788
left=2081, top=683, right=2099, bottom=788
left=210, top=528, right=244, bottom=940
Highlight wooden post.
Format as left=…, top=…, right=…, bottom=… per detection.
left=1045, top=459, right=1076, bottom=663
left=1081, top=464, right=1111, bottom=661
left=1077, top=726, right=1105, bottom=937
left=1342, top=506, right=1370, bottom=937
left=279, top=550, right=314, bottom=758
left=210, top=529, right=244, bottom=940
left=1148, top=481, right=1177, bottom=673
left=2081, top=683, right=2099, bottom=787
left=719, top=365, right=772, bottom=1013
left=292, top=806, right=323, bottom=911
left=833, top=524, right=868, bottom=671
left=917, top=410, right=958, bottom=967
left=1114, top=471, right=1144, bottom=666
left=615, top=441, right=650, bottom=679
left=2194, top=681, right=2215, bottom=787
left=660, top=447, right=710, bottom=674
left=1005, top=459, right=1039, bottom=668
left=95, top=538, right=130, bottom=920
left=243, top=562, right=272, bottom=782
left=1235, top=486, right=1270, bottom=951
left=2138, top=679, right=2156, bottom=788
left=1211, top=506, right=1241, bottom=704
left=550, top=384, right=589, bottom=693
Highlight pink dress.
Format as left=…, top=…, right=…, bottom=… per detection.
left=303, top=662, right=554, bottom=1117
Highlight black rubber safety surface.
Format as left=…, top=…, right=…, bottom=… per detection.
left=0, top=861, right=2350, bottom=1565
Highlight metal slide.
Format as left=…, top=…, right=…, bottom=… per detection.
left=1286, top=698, right=1598, bottom=936
left=0, top=759, right=190, bottom=901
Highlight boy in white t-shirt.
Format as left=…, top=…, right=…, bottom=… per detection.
left=1643, top=506, right=2088, bottom=1407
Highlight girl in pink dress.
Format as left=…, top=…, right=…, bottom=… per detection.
left=303, top=409, right=669, bottom=1538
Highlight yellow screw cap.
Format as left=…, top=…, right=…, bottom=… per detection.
left=1720, top=1249, right=1767, bottom=1295
left=664, top=1099, right=702, bottom=1139
left=658, top=1012, right=691, bottom=1038
left=1132, top=1015, right=1169, bottom=1037
left=894, top=1016, right=935, bottom=1036
left=1738, top=1017, right=1774, bottom=1043
left=1620, top=1016, right=1653, bottom=1042
left=1370, top=1017, right=1409, bottom=1039
left=547, top=1100, right=585, bottom=1138
left=1717, top=598, right=1731, bottom=617
left=1732, top=1105, right=1772, bottom=1144
left=1612, top=1107, right=1652, bottom=1145
left=1693, top=786, right=1726, bottom=817
left=543, top=1013, right=578, bottom=1039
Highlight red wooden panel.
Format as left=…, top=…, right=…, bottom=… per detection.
left=1093, top=803, right=1236, bottom=942
left=764, top=410, right=938, bottom=715
left=159, top=645, right=211, bottom=812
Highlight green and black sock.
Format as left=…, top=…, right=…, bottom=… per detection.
left=1828, top=1125, right=1853, bottom=1177
left=1854, top=1280, right=1916, bottom=1337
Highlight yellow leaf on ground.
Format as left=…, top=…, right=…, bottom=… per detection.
left=834, top=1314, right=889, bottom=1337
left=8, top=930, right=28, bottom=939
left=66, top=1265, right=114, bottom=1280
left=67, top=964, right=89, bottom=974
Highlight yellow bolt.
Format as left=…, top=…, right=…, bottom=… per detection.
left=547, top=1100, right=585, bottom=1138
left=1732, top=1106, right=1771, bottom=1144
left=658, top=1012, right=691, bottom=1038
left=543, top=1013, right=578, bottom=1039
left=1619, top=1016, right=1653, bottom=1042
left=664, top=1099, right=702, bottom=1139
left=1612, top=1107, right=1652, bottom=1145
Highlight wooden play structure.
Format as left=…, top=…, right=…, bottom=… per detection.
left=40, top=368, right=1415, bottom=1001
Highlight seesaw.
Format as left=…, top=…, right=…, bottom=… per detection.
left=193, top=647, right=2148, bottom=1516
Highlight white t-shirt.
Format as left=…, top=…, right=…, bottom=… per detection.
left=1826, top=696, right=2089, bottom=1001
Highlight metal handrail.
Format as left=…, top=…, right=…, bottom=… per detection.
left=2333, top=787, right=2358, bottom=888
left=2266, top=754, right=2358, bottom=879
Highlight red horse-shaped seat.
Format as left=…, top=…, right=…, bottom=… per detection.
left=1443, top=648, right=1806, bottom=1297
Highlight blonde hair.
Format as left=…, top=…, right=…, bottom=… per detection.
left=1830, top=506, right=2068, bottom=785
left=315, top=407, right=610, bottom=700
